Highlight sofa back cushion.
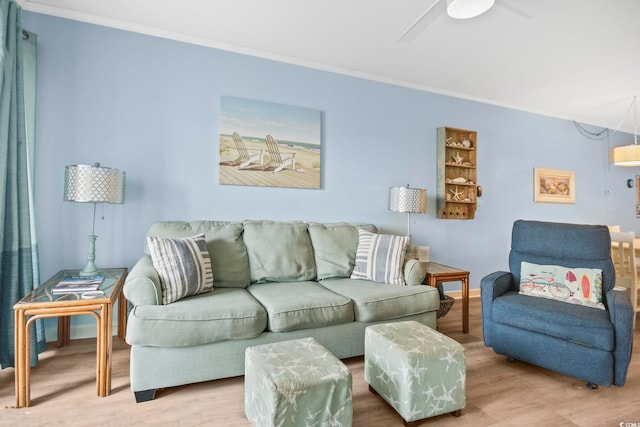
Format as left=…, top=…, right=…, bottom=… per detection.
left=308, top=222, right=377, bottom=280
left=147, top=221, right=250, bottom=288
left=243, top=220, right=316, bottom=283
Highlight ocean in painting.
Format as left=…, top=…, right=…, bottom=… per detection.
left=222, top=134, right=320, bottom=153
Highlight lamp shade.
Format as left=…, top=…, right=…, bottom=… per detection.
left=610, top=145, right=640, bottom=167
left=64, top=163, right=126, bottom=204
left=446, top=0, right=495, bottom=19
left=389, top=187, right=427, bottom=214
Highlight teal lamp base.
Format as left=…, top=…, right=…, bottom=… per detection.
left=79, top=234, right=102, bottom=277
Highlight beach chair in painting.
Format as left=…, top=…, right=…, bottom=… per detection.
left=231, top=132, right=264, bottom=169
left=265, top=135, right=296, bottom=173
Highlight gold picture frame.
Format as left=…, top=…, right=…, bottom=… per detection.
left=534, top=168, right=575, bottom=204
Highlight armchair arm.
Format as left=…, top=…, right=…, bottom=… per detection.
left=480, top=271, right=514, bottom=346
left=123, top=255, right=162, bottom=306
left=606, top=288, right=634, bottom=386
left=404, top=258, right=427, bottom=286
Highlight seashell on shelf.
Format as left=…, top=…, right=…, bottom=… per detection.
left=450, top=177, right=467, bottom=184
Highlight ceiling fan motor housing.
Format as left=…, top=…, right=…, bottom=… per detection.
left=446, top=0, right=496, bottom=19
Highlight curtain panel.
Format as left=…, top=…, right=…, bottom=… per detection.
left=0, top=0, right=45, bottom=368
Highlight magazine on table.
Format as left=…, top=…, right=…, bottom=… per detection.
left=52, top=275, right=105, bottom=293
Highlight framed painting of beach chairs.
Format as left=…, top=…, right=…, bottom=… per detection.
left=219, top=96, right=322, bottom=189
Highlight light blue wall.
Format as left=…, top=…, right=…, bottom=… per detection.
left=22, top=13, right=637, bottom=337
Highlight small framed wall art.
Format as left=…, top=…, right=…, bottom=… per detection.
left=533, top=167, right=575, bottom=204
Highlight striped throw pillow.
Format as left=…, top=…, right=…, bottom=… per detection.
left=147, top=233, right=214, bottom=304
left=350, top=230, right=409, bottom=285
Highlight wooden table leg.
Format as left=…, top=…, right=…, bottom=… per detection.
left=117, top=292, right=127, bottom=340
left=462, top=274, right=469, bottom=333
left=57, top=316, right=70, bottom=347
left=97, top=303, right=112, bottom=397
left=14, top=309, right=29, bottom=408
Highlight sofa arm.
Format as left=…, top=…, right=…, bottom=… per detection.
left=404, top=258, right=427, bottom=286
left=480, top=271, right=513, bottom=347
left=123, top=255, right=162, bottom=306
left=606, top=288, right=634, bottom=386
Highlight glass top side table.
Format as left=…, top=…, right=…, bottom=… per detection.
left=13, top=267, right=128, bottom=407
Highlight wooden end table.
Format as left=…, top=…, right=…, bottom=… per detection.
left=424, top=262, right=470, bottom=333
left=13, top=267, right=128, bottom=408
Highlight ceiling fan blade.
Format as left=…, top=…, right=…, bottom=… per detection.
left=495, top=0, right=532, bottom=18
left=397, top=0, right=445, bottom=42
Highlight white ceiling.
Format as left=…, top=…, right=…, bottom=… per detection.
left=19, top=0, right=640, bottom=135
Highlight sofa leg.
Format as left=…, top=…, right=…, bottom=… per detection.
left=134, top=389, right=157, bottom=403
left=585, top=382, right=599, bottom=390
left=507, top=356, right=516, bottom=363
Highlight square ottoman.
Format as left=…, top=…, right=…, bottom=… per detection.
left=245, top=337, right=352, bottom=427
left=365, top=321, right=465, bottom=426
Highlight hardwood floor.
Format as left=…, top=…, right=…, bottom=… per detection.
left=2, top=298, right=640, bottom=426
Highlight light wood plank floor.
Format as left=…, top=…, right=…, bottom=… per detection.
left=2, top=298, right=640, bottom=426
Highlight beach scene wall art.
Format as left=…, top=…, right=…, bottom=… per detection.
left=219, top=96, right=322, bottom=189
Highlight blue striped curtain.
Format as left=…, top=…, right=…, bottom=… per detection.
left=0, top=0, right=45, bottom=368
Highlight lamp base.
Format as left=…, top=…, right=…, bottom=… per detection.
left=79, top=234, right=102, bottom=277
left=78, top=264, right=102, bottom=277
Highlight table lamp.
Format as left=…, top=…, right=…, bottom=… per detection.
left=64, top=163, right=126, bottom=277
left=389, top=185, right=427, bottom=237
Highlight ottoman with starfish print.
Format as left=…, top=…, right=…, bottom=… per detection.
left=244, top=337, right=352, bottom=426
left=365, top=321, right=465, bottom=426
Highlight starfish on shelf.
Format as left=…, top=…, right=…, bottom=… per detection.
left=449, top=186, right=463, bottom=201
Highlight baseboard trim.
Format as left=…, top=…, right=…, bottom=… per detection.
left=45, top=322, right=119, bottom=343
left=447, top=288, right=480, bottom=300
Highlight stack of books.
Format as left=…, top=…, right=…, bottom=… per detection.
left=52, top=275, right=105, bottom=294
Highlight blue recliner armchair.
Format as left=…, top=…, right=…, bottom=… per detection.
left=481, top=220, right=634, bottom=388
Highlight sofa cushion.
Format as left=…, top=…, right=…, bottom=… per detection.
left=148, top=221, right=250, bottom=288
left=308, top=222, right=377, bottom=280
left=247, top=281, right=354, bottom=332
left=319, top=278, right=439, bottom=322
left=519, top=261, right=605, bottom=310
left=350, top=230, right=409, bottom=285
left=243, top=220, right=316, bottom=283
left=147, top=233, right=215, bottom=304
left=492, top=291, right=614, bottom=351
left=125, top=288, right=267, bottom=347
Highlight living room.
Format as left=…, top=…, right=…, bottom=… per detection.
left=2, top=0, right=640, bottom=425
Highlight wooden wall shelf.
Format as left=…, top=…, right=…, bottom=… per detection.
left=437, top=126, right=479, bottom=220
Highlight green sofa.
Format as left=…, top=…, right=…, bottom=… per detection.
left=123, top=220, right=439, bottom=402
